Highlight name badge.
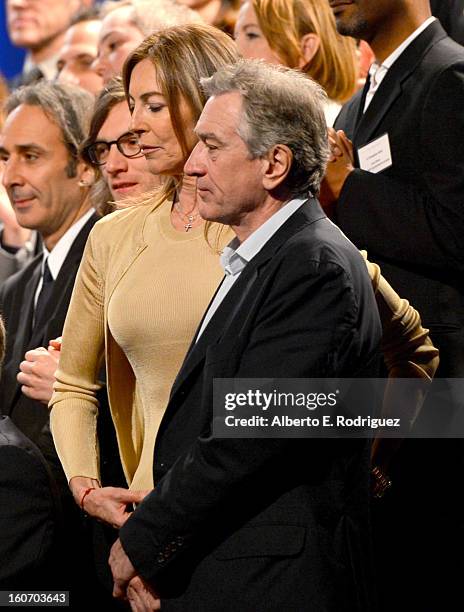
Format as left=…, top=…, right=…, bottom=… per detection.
left=358, top=133, right=392, bottom=173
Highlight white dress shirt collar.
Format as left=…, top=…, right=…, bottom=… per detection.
left=23, top=52, right=61, bottom=82
left=364, top=17, right=436, bottom=111
left=42, top=208, right=95, bottom=280
left=220, top=197, right=307, bottom=277
left=195, top=198, right=308, bottom=341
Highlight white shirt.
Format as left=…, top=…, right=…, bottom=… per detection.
left=23, top=53, right=61, bottom=82
left=195, top=198, right=307, bottom=341
left=364, top=17, right=436, bottom=112
left=34, top=208, right=95, bottom=308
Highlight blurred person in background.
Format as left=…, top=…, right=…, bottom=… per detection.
left=6, top=0, right=94, bottom=87
left=176, top=0, right=240, bottom=34
left=56, top=8, right=103, bottom=94
left=93, top=0, right=202, bottom=85
left=234, top=0, right=357, bottom=125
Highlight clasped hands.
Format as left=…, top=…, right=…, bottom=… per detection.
left=320, top=128, right=355, bottom=215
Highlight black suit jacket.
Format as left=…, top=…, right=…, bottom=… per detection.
left=431, top=0, right=464, bottom=45
left=0, top=213, right=125, bottom=595
left=0, top=416, right=64, bottom=590
left=120, top=200, right=382, bottom=612
left=0, top=213, right=98, bottom=444
left=334, top=20, right=464, bottom=377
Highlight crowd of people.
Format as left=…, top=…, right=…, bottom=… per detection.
left=0, top=0, right=463, bottom=610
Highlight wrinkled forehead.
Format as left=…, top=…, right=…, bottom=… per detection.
left=0, top=104, right=63, bottom=150
left=196, top=92, right=244, bottom=136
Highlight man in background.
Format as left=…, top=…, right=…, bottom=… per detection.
left=326, top=0, right=464, bottom=609
left=7, top=0, right=94, bottom=86
left=56, top=9, right=103, bottom=94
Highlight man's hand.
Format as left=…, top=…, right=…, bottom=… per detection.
left=320, top=129, right=355, bottom=214
left=82, top=486, right=150, bottom=528
left=109, top=538, right=137, bottom=600
left=17, top=346, right=60, bottom=404
left=127, top=576, right=161, bottom=611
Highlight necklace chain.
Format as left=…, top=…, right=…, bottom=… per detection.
left=173, top=201, right=200, bottom=232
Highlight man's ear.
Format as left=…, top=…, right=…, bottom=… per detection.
left=298, top=33, right=320, bottom=68
left=76, top=161, right=96, bottom=188
left=261, top=144, right=293, bottom=192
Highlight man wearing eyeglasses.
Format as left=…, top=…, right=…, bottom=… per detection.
left=80, top=84, right=161, bottom=204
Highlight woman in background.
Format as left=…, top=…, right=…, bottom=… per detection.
left=93, top=0, right=201, bottom=85
left=176, top=0, right=240, bottom=35
left=234, top=0, right=357, bottom=124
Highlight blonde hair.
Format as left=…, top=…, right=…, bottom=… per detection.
left=252, top=0, right=357, bottom=103
left=122, top=23, right=239, bottom=220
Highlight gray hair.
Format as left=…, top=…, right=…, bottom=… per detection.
left=201, top=59, right=329, bottom=197
left=5, top=82, right=94, bottom=178
left=101, top=0, right=202, bottom=36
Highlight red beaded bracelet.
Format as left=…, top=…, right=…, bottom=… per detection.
left=80, top=487, right=95, bottom=511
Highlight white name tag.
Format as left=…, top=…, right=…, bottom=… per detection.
left=358, top=133, right=392, bottom=173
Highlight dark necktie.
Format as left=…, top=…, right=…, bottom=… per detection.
left=34, top=258, right=54, bottom=329
left=355, top=72, right=371, bottom=128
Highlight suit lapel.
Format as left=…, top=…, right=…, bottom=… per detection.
left=354, top=21, right=447, bottom=147
left=4, top=262, right=41, bottom=411
left=168, top=199, right=326, bottom=402
left=29, top=213, right=100, bottom=345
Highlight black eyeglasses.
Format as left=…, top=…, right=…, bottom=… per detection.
left=84, top=132, right=143, bottom=165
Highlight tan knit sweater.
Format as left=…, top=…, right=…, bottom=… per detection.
left=50, top=202, right=229, bottom=490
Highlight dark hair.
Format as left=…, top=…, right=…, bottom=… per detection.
left=80, top=78, right=127, bottom=215
left=80, top=77, right=126, bottom=167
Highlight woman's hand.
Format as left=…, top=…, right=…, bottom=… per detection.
left=78, top=483, right=150, bottom=528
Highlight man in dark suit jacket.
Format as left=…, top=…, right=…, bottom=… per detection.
left=326, top=1, right=464, bottom=609
left=109, top=60, right=382, bottom=612
left=0, top=415, right=65, bottom=590
left=0, top=81, right=96, bottom=451
left=0, top=82, right=123, bottom=607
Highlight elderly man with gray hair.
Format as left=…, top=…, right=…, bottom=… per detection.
left=109, top=60, right=381, bottom=611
